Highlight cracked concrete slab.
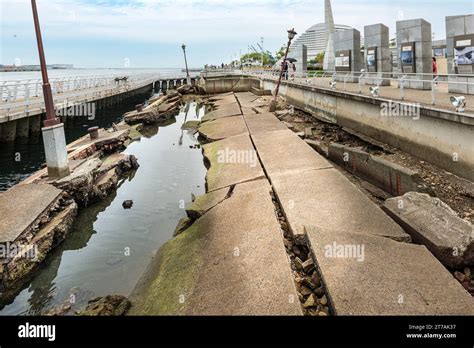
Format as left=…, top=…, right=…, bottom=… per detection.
left=0, top=184, right=63, bottom=243
left=130, top=179, right=302, bottom=315
left=272, top=168, right=411, bottom=242
left=252, top=129, right=333, bottom=177
left=305, top=226, right=474, bottom=315
left=244, top=112, right=289, bottom=134
left=384, top=192, right=474, bottom=268
left=198, top=116, right=248, bottom=141
left=203, top=134, right=265, bottom=192
left=201, top=103, right=242, bottom=122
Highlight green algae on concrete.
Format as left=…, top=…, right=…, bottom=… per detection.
left=186, top=186, right=230, bottom=219
left=129, top=221, right=207, bottom=315
left=130, top=179, right=302, bottom=315
left=202, top=134, right=265, bottom=192
left=181, top=120, right=200, bottom=130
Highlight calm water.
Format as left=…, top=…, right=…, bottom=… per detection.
left=0, top=101, right=207, bottom=315
left=0, top=68, right=187, bottom=82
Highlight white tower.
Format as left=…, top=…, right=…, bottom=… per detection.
left=323, top=0, right=335, bottom=71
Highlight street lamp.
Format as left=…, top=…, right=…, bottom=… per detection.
left=269, top=28, right=297, bottom=112
left=31, top=0, right=70, bottom=179
left=181, top=44, right=191, bottom=85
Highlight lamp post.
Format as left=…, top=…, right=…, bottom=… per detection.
left=31, top=0, right=70, bottom=179
left=269, top=28, right=297, bottom=112
left=182, top=44, right=191, bottom=85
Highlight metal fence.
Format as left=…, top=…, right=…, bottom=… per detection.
left=242, top=68, right=474, bottom=107
left=0, top=72, right=198, bottom=119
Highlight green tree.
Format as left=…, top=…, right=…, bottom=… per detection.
left=240, top=51, right=276, bottom=67
left=275, top=45, right=286, bottom=60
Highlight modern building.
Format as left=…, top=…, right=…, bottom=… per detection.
left=290, top=22, right=352, bottom=62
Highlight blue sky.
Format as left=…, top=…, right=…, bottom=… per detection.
left=1, top=0, right=472, bottom=68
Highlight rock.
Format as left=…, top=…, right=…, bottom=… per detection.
left=292, top=245, right=301, bottom=257
left=314, top=286, right=325, bottom=297
left=464, top=267, right=471, bottom=278
left=296, top=132, right=305, bottom=139
left=311, top=272, right=321, bottom=288
left=299, top=286, right=312, bottom=296
left=302, top=258, right=315, bottom=273
left=294, top=257, right=304, bottom=271
left=303, top=293, right=317, bottom=308
left=77, top=295, right=131, bottom=316
left=122, top=200, right=133, bottom=209
left=454, top=271, right=467, bottom=283
left=383, top=192, right=474, bottom=268
left=319, top=294, right=328, bottom=306
left=129, top=155, right=140, bottom=169
left=282, top=121, right=294, bottom=129
left=318, top=311, right=328, bottom=316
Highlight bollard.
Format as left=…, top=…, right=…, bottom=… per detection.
left=88, top=126, right=99, bottom=140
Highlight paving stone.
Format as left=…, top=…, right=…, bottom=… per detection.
left=198, top=116, right=248, bottom=141
left=201, top=103, right=242, bottom=121
left=251, top=129, right=333, bottom=178
left=130, top=179, right=302, bottom=315
left=305, top=226, right=474, bottom=315
left=203, top=134, right=265, bottom=192
left=243, top=112, right=288, bottom=134
left=272, top=168, right=411, bottom=241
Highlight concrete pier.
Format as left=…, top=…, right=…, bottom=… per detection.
left=16, top=117, right=30, bottom=138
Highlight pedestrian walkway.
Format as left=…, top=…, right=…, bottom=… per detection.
left=130, top=91, right=474, bottom=316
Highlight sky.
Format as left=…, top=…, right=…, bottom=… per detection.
left=1, top=0, right=473, bottom=68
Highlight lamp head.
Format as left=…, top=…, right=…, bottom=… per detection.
left=182, top=44, right=186, bottom=50
left=287, top=28, right=297, bottom=40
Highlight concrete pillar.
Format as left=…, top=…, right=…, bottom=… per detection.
left=364, top=23, right=391, bottom=86
left=29, top=115, right=42, bottom=134
left=334, top=28, right=362, bottom=82
left=446, top=15, right=474, bottom=94
left=288, top=44, right=308, bottom=78
left=323, top=0, right=336, bottom=71
left=16, top=117, right=30, bottom=138
left=42, top=123, right=70, bottom=179
left=396, top=18, right=432, bottom=90
left=0, top=120, right=17, bottom=142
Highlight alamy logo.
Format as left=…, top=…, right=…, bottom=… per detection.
left=56, top=102, right=96, bottom=120
left=217, top=148, right=258, bottom=168
left=324, top=242, right=365, bottom=262
left=18, top=322, right=56, bottom=341
left=380, top=100, right=420, bottom=120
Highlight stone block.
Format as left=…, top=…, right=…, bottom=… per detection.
left=384, top=192, right=474, bottom=268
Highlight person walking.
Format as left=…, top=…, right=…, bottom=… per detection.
left=432, top=57, right=438, bottom=76
left=282, top=60, right=288, bottom=80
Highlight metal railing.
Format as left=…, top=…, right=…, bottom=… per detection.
left=0, top=72, right=194, bottom=103
left=242, top=68, right=474, bottom=108
left=0, top=72, right=198, bottom=119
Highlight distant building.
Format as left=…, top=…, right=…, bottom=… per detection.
left=290, top=23, right=352, bottom=62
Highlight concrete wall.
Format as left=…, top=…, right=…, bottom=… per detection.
left=364, top=23, right=391, bottom=86
left=200, top=75, right=260, bottom=94
left=260, top=77, right=474, bottom=181
left=446, top=14, right=474, bottom=94
left=396, top=19, right=432, bottom=90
